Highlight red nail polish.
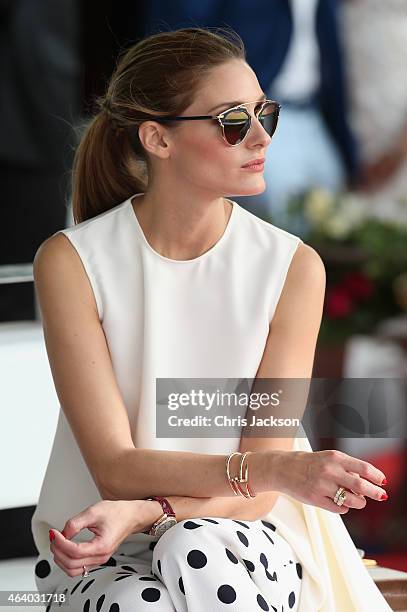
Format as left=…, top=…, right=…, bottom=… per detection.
left=382, top=478, right=388, bottom=486
left=380, top=493, right=388, bottom=501
left=49, top=529, right=55, bottom=542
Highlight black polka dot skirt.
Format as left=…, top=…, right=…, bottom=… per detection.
left=34, top=517, right=303, bottom=611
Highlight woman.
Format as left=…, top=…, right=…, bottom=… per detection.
left=31, top=27, right=391, bottom=611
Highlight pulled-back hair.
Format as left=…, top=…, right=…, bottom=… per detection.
left=71, top=27, right=246, bottom=223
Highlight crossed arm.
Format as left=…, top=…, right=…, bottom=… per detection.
left=34, top=234, right=325, bottom=525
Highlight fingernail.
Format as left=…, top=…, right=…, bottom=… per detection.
left=381, top=478, right=388, bottom=486
left=380, top=493, right=388, bottom=501
left=49, top=529, right=55, bottom=542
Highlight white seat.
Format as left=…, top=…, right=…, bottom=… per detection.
left=0, top=321, right=60, bottom=610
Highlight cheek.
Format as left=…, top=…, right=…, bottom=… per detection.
left=172, top=126, right=244, bottom=185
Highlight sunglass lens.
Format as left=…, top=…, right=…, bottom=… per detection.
left=222, top=110, right=250, bottom=145
left=258, top=103, right=279, bottom=138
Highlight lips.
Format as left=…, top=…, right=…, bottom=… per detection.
left=241, top=158, right=265, bottom=168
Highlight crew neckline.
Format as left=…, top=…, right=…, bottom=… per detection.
left=126, top=193, right=238, bottom=264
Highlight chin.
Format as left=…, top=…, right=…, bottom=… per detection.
left=228, top=182, right=266, bottom=198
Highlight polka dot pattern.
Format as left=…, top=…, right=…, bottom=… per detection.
left=187, top=549, right=207, bottom=569
left=178, top=576, right=185, bottom=595
left=236, top=530, right=249, bottom=547
left=257, top=593, right=270, bottom=610
left=225, top=548, right=239, bottom=564
left=141, top=587, right=161, bottom=602
left=33, top=517, right=302, bottom=611
left=183, top=520, right=203, bottom=530
left=243, top=559, right=255, bottom=572
left=35, top=560, right=51, bottom=579
left=217, top=584, right=237, bottom=604
left=289, top=590, right=296, bottom=608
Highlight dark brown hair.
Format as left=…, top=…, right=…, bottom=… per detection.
left=71, top=27, right=246, bottom=223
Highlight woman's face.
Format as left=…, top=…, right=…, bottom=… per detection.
left=159, top=59, right=274, bottom=197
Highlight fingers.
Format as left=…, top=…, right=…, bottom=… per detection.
left=340, top=452, right=386, bottom=487
left=327, top=486, right=366, bottom=510
left=317, top=496, right=350, bottom=514
left=50, top=529, right=111, bottom=578
left=52, top=551, right=108, bottom=577
left=339, top=469, right=388, bottom=502
left=51, top=529, right=106, bottom=559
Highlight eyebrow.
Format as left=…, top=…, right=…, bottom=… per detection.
left=208, top=93, right=267, bottom=114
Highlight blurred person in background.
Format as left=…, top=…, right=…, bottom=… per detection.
left=142, top=0, right=358, bottom=233
left=0, top=0, right=80, bottom=321
left=342, top=0, right=407, bottom=225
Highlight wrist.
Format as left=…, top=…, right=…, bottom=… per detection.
left=142, top=497, right=178, bottom=537
left=261, top=450, right=285, bottom=493
left=145, top=500, right=164, bottom=529
left=131, top=500, right=163, bottom=534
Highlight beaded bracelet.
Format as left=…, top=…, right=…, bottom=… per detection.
left=226, top=451, right=257, bottom=499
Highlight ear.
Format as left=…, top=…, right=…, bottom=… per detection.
left=138, top=121, right=171, bottom=160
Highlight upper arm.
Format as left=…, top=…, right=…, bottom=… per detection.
left=239, top=242, right=326, bottom=456
left=33, top=233, right=135, bottom=497
left=259, top=242, right=326, bottom=379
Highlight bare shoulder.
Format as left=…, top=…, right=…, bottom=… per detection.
left=281, top=242, right=326, bottom=299
left=34, top=232, right=99, bottom=320
left=272, top=241, right=326, bottom=328
left=34, top=232, right=80, bottom=281
left=288, top=241, right=326, bottom=284
left=34, top=232, right=82, bottom=274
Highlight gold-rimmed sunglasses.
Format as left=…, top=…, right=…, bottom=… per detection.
left=148, top=99, right=281, bottom=146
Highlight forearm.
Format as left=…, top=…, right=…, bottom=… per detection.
left=165, top=491, right=280, bottom=522
left=133, top=490, right=279, bottom=534
left=164, top=444, right=290, bottom=521
left=100, top=447, right=280, bottom=502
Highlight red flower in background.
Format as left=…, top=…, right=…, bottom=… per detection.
left=342, top=271, right=375, bottom=301
left=325, top=286, right=354, bottom=318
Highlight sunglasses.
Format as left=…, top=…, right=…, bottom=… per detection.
left=148, top=99, right=281, bottom=146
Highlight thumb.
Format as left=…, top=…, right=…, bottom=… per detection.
left=60, top=507, right=96, bottom=541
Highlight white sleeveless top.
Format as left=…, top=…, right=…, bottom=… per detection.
left=31, top=194, right=391, bottom=611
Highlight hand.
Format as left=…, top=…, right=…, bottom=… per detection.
left=49, top=499, right=157, bottom=577
left=271, top=449, right=387, bottom=514
left=358, top=146, right=407, bottom=192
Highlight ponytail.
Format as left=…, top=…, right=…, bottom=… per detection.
left=71, top=110, right=147, bottom=224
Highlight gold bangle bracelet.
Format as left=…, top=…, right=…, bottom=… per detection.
left=237, top=451, right=256, bottom=499
left=226, top=452, right=242, bottom=496
left=226, top=451, right=257, bottom=499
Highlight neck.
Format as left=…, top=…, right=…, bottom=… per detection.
left=131, top=186, right=232, bottom=261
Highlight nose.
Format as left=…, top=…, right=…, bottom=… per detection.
left=246, top=114, right=272, bottom=148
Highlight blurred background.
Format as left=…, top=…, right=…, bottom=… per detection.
left=1, top=0, right=406, bottom=604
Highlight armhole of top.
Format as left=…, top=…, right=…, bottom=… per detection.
left=268, top=237, right=303, bottom=324
left=56, top=229, right=104, bottom=323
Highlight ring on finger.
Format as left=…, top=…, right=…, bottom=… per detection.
left=333, top=486, right=347, bottom=506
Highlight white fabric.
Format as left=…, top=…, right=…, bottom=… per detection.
left=272, top=0, right=320, bottom=101
left=31, top=193, right=391, bottom=610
